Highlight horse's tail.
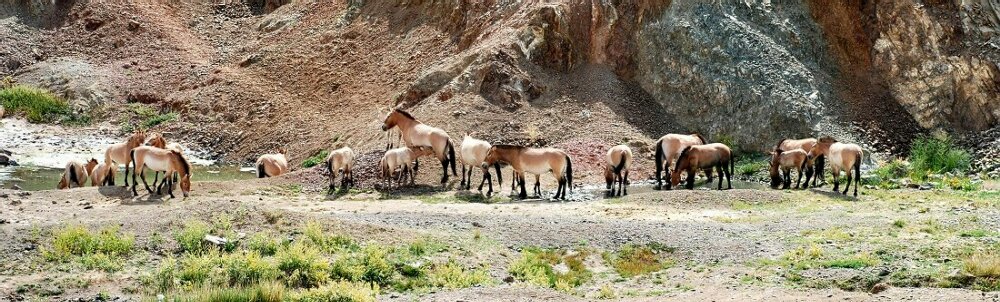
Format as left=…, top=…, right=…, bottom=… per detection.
left=654, top=138, right=664, bottom=171
left=613, top=152, right=627, bottom=174
left=69, top=164, right=79, bottom=186
left=256, top=161, right=266, bottom=178
left=854, top=150, right=862, bottom=184
left=447, top=140, right=457, bottom=176
left=129, top=148, right=137, bottom=176
left=568, top=155, right=575, bottom=192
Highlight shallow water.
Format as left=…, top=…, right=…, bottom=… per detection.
left=0, top=165, right=257, bottom=191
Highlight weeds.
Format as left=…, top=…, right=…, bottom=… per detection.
left=43, top=225, right=135, bottom=273
left=122, top=103, right=177, bottom=132
left=0, top=85, right=72, bottom=123
left=174, top=220, right=211, bottom=254
left=607, top=243, right=675, bottom=278
left=909, top=133, right=970, bottom=180
left=302, top=150, right=329, bottom=168
left=509, top=248, right=591, bottom=292
left=426, top=259, right=491, bottom=288
left=275, top=242, right=330, bottom=288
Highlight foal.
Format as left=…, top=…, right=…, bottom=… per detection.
left=671, top=144, right=733, bottom=190
left=380, top=147, right=434, bottom=188
left=324, top=147, right=356, bottom=190
left=769, top=148, right=808, bottom=189
left=776, top=138, right=826, bottom=187
left=256, top=148, right=290, bottom=178
left=104, top=129, right=146, bottom=187
left=87, top=160, right=116, bottom=187
left=58, top=159, right=92, bottom=189
left=604, top=145, right=632, bottom=196
left=654, top=133, right=707, bottom=190
left=481, top=145, right=573, bottom=200
left=460, top=135, right=502, bottom=197
left=130, top=146, right=193, bottom=198
left=808, top=140, right=863, bottom=197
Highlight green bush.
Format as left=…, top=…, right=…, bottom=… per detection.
left=0, top=85, right=72, bottom=123
left=426, top=259, right=491, bottom=289
left=909, top=134, right=971, bottom=180
left=302, top=150, right=330, bottom=168
left=275, top=242, right=330, bottom=288
left=866, top=158, right=909, bottom=189
left=178, top=252, right=219, bottom=286
left=289, top=281, right=377, bottom=302
left=248, top=232, right=282, bottom=256
left=175, top=220, right=211, bottom=254
left=330, top=246, right=394, bottom=286
left=607, top=243, right=674, bottom=278
left=44, top=225, right=135, bottom=262
left=123, top=103, right=178, bottom=131
left=224, top=251, right=280, bottom=287
left=508, top=248, right=591, bottom=292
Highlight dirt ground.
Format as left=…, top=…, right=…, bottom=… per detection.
left=1, top=176, right=998, bottom=301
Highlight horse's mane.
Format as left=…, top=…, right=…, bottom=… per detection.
left=675, top=146, right=694, bottom=171
left=394, top=108, right=417, bottom=121
left=819, top=136, right=837, bottom=143
left=492, top=144, right=526, bottom=150
left=692, top=133, right=707, bottom=144
left=775, top=138, right=787, bottom=151
left=172, top=150, right=191, bottom=176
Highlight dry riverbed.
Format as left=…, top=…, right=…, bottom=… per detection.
left=0, top=178, right=998, bottom=301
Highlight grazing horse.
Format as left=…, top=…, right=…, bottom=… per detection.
left=808, top=140, right=863, bottom=197
left=460, top=135, right=502, bottom=197
left=381, top=109, right=457, bottom=185
left=654, top=133, right=707, bottom=190
left=256, top=148, right=289, bottom=178
left=58, top=159, right=92, bottom=189
left=671, top=144, right=733, bottom=190
left=380, top=147, right=434, bottom=188
left=324, top=147, right=356, bottom=190
left=130, top=146, right=193, bottom=198
left=87, top=160, right=116, bottom=187
left=104, top=129, right=147, bottom=187
left=769, top=148, right=808, bottom=189
left=604, top=145, right=632, bottom=196
left=776, top=138, right=826, bottom=187
left=481, top=145, right=573, bottom=200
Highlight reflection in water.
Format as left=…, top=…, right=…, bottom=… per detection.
left=0, top=165, right=256, bottom=191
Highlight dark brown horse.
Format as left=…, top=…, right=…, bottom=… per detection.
left=671, top=144, right=733, bottom=190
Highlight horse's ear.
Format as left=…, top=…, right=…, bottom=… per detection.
left=278, top=148, right=287, bottom=155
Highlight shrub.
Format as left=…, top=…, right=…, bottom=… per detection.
left=175, top=220, right=211, bottom=254
left=867, top=158, right=909, bottom=189
left=302, top=150, right=329, bottom=168
left=146, top=257, right=178, bottom=293
left=608, top=243, right=674, bottom=278
left=426, top=259, right=491, bottom=289
left=0, top=85, right=72, bottom=123
left=80, top=253, right=123, bottom=273
left=44, top=225, right=135, bottom=262
left=909, top=133, right=971, bottom=179
left=963, top=253, right=1000, bottom=278
left=330, top=246, right=394, bottom=286
left=302, top=221, right=355, bottom=252
left=224, top=251, right=280, bottom=287
left=122, top=103, right=178, bottom=132
left=248, top=232, right=282, bottom=256
left=178, top=252, right=219, bottom=287
left=289, top=281, right=377, bottom=302
left=275, top=242, right=330, bottom=288
left=509, top=248, right=591, bottom=291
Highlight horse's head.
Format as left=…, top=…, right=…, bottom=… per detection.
left=57, top=173, right=68, bottom=189
left=128, top=129, right=147, bottom=148
left=604, top=165, right=614, bottom=190
left=769, top=149, right=783, bottom=188
left=670, top=146, right=694, bottom=187
left=86, top=158, right=99, bottom=174
left=481, top=146, right=501, bottom=169
left=277, top=148, right=287, bottom=155
left=146, top=133, right=166, bottom=148
left=180, top=173, right=192, bottom=198
left=381, top=110, right=399, bottom=131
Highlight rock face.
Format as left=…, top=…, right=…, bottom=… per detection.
left=14, top=59, right=115, bottom=113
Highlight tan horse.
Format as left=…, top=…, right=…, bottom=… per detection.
left=604, top=145, right=633, bottom=196
left=324, top=147, right=356, bottom=190
left=380, top=147, right=433, bottom=188
left=769, top=148, right=808, bottom=189
left=481, top=145, right=573, bottom=200
left=808, top=140, right=863, bottom=197
left=776, top=137, right=827, bottom=187
left=460, top=135, right=502, bottom=196
left=145, top=133, right=185, bottom=190
left=671, top=144, right=733, bottom=190
left=654, top=133, right=707, bottom=190
left=381, top=109, right=457, bottom=185
left=256, top=148, right=289, bottom=178
left=104, top=129, right=147, bottom=187
left=130, top=146, right=192, bottom=198
left=87, top=160, right=116, bottom=187
left=58, top=159, right=93, bottom=189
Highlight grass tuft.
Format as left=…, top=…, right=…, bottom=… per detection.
left=426, top=259, right=491, bottom=289
left=302, top=150, right=330, bottom=168
left=509, top=248, right=591, bottom=292
left=0, top=85, right=72, bottom=123
left=607, top=243, right=675, bottom=278
left=174, top=220, right=211, bottom=254
left=909, top=133, right=971, bottom=180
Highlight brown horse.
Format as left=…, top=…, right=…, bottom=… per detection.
left=604, top=145, right=632, bottom=196
left=87, top=160, right=116, bottom=187
left=671, top=144, right=733, bottom=190
left=776, top=137, right=827, bottom=187
left=769, top=148, right=808, bottom=189
left=256, top=148, right=289, bottom=178
left=380, top=147, right=433, bottom=188
left=654, top=133, right=707, bottom=190
left=104, top=129, right=146, bottom=187
left=325, top=147, right=356, bottom=190
left=58, top=159, right=93, bottom=189
left=145, top=133, right=185, bottom=190
left=130, top=146, right=193, bottom=198
left=481, top=145, right=573, bottom=200
left=381, top=109, right=457, bottom=185
left=460, top=135, right=502, bottom=197
left=808, top=140, right=863, bottom=197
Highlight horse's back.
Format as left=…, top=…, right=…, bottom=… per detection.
left=520, top=148, right=568, bottom=175
left=829, top=143, right=863, bottom=169
left=461, top=136, right=490, bottom=165
left=779, top=149, right=807, bottom=168
left=660, top=134, right=703, bottom=156
left=607, top=145, right=632, bottom=167
left=329, top=147, right=355, bottom=168
left=779, top=138, right=817, bottom=151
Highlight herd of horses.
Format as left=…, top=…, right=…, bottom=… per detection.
left=56, top=108, right=865, bottom=199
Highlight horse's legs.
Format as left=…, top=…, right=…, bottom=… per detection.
left=123, top=161, right=130, bottom=187
left=685, top=168, right=696, bottom=190
left=534, top=175, right=541, bottom=198
left=439, top=158, right=448, bottom=185
left=842, top=168, right=852, bottom=195
left=795, top=167, right=803, bottom=189
left=716, top=165, right=724, bottom=190
left=468, top=167, right=476, bottom=190
left=140, top=168, right=153, bottom=194
left=832, top=167, right=840, bottom=192
left=460, top=164, right=467, bottom=187
left=518, top=172, right=527, bottom=199
left=484, top=169, right=493, bottom=197
left=622, top=170, right=629, bottom=196
left=152, top=171, right=161, bottom=192
left=782, top=168, right=791, bottom=189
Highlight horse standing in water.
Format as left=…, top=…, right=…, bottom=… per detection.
left=807, top=139, right=863, bottom=197
left=776, top=137, right=826, bottom=187
left=256, top=148, right=290, bottom=178
left=460, top=135, right=502, bottom=197
left=130, top=146, right=193, bottom=198
left=324, top=147, right=356, bottom=190
left=604, top=145, right=632, bottom=196
left=671, top=144, right=733, bottom=190
left=381, top=109, right=457, bottom=185
left=88, top=160, right=116, bottom=187
left=58, top=159, right=93, bottom=189
left=104, top=129, right=147, bottom=187
left=769, top=148, right=808, bottom=189
left=654, top=133, right=707, bottom=190
left=481, top=145, right=573, bottom=200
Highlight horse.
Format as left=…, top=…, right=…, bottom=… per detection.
left=381, top=108, right=457, bottom=185
left=104, top=129, right=147, bottom=187
left=671, top=144, right=733, bottom=190
left=807, top=140, right=863, bottom=197
left=654, top=133, right=707, bottom=190
left=324, top=147, right=356, bottom=190
left=58, top=159, right=92, bottom=189
left=87, top=160, right=116, bottom=187
left=130, top=146, right=193, bottom=198
left=256, top=148, right=289, bottom=178
left=380, top=147, right=434, bottom=188
left=460, top=135, right=502, bottom=197
left=769, top=148, right=808, bottom=189
left=145, top=133, right=185, bottom=190
left=604, top=145, right=632, bottom=196
left=776, top=138, right=827, bottom=187
left=481, top=145, right=573, bottom=200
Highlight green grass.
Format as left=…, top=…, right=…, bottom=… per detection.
left=122, top=103, right=178, bottom=132
left=302, top=150, right=329, bottom=168
left=892, top=219, right=906, bottom=228
left=606, top=243, right=675, bottom=278
left=43, top=225, right=135, bottom=271
left=174, top=220, right=211, bottom=254
left=0, top=85, right=72, bottom=123
left=275, top=242, right=330, bottom=288
left=867, top=158, right=909, bottom=189
left=960, top=230, right=994, bottom=238
left=329, top=246, right=394, bottom=286
left=508, top=248, right=592, bottom=292
left=909, top=133, right=971, bottom=180
left=426, top=259, right=491, bottom=289
left=821, top=254, right=878, bottom=269
left=302, top=220, right=356, bottom=252
left=248, top=232, right=283, bottom=256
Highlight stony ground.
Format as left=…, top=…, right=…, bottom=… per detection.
left=1, top=176, right=998, bottom=301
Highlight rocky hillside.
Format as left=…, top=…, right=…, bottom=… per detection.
left=2, top=0, right=998, bottom=163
